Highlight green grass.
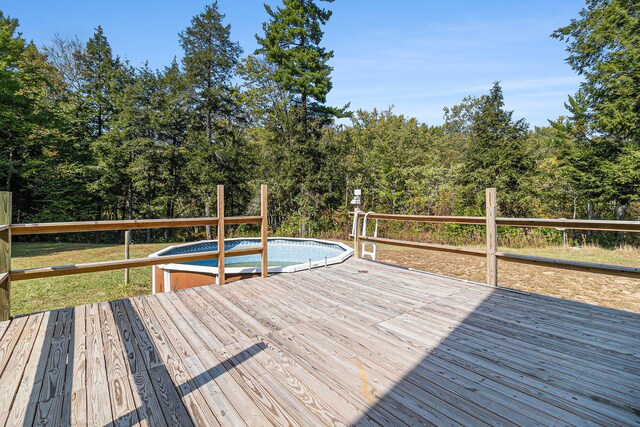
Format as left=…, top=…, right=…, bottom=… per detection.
left=11, top=242, right=169, bottom=316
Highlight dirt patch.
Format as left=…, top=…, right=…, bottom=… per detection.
left=367, top=243, right=640, bottom=313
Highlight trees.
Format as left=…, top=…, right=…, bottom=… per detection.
left=342, top=108, right=436, bottom=214
left=256, top=0, right=335, bottom=121
left=444, top=83, right=535, bottom=217
left=0, top=13, right=98, bottom=222
left=553, top=0, right=640, bottom=142
left=80, top=27, right=136, bottom=221
left=180, top=2, right=253, bottom=234
left=180, top=1, right=242, bottom=143
left=251, top=0, right=348, bottom=234
left=1, top=2, right=637, bottom=245
left=0, top=12, right=28, bottom=194
left=553, top=0, right=640, bottom=220
left=79, top=26, right=122, bottom=138
left=155, top=60, right=190, bottom=234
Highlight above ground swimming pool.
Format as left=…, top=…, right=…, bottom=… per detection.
left=149, top=237, right=353, bottom=293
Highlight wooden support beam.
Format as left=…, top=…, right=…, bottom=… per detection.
left=226, top=216, right=262, bottom=225
left=486, top=188, right=498, bottom=286
left=260, top=184, right=268, bottom=279
left=217, top=185, right=225, bottom=286
left=0, top=192, right=10, bottom=320
left=124, top=230, right=131, bottom=285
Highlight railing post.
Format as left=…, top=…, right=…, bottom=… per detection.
left=353, top=209, right=361, bottom=259
left=260, top=184, right=268, bottom=278
left=217, top=185, right=225, bottom=286
left=486, top=188, right=498, bottom=286
left=124, top=230, right=130, bottom=285
left=0, top=192, right=11, bottom=320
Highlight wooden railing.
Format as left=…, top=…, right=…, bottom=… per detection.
left=0, top=184, right=269, bottom=320
left=351, top=188, right=640, bottom=287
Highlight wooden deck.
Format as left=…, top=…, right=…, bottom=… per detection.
left=0, top=259, right=639, bottom=426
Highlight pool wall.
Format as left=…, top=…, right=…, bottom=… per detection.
left=150, top=237, right=353, bottom=293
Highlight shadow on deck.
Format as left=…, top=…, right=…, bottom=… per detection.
left=0, top=259, right=638, bottom=426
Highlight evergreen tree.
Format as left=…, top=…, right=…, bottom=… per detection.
left=446, top=83, right=534, bottom=217
left=180, top=2, right=242, bottom=142
left=79, top=26, right=120, bottom=138
left=0, top=12, right=28, bottom=193
left=549, top=91, right=604, bottom=219
left=256, top=0, right=336, bottom=121
left=553, top=0, right=640, bottom=220
left=252, top=0, right=347, bottom=234
left=156, top=60, right=190, bottom=233
left=180, top=2, right=253, bottom=235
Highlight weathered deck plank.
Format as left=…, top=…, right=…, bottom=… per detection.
left=0, top=258, right=638, bottom=426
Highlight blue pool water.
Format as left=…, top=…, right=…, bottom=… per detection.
left=160, top=238, right=347, bottom=268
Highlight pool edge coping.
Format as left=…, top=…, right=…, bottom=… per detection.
left=148, top=237, right=354, bottom=276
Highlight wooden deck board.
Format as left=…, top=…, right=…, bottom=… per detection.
left=0, top=258, right=639, bottom=426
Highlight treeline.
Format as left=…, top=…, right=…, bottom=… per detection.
left=1, top=0, right=638, bottom=246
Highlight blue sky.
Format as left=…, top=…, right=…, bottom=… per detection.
left=4, top=0, right=584, bottom=126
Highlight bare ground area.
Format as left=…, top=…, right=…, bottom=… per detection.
left=362, top=243, right=640, bottom=313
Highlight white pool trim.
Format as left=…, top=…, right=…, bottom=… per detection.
left=149, top=237, right=353, bottom=277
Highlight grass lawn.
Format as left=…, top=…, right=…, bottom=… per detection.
left=8, top=241, right=640, bottom=316
left=11, top=242, right=168, bottom=316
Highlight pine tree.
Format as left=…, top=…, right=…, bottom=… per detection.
left=81, top=27, right=135, bottom=221
left=79, top=26, right=120, bottom=138
left=180, top=2, right=242, bottom=142
left=156, top=59, right=189, bottom=233
left=0, top=12, right=28, bottom=193
left=256, top=0, right=336, bottom=121
left=252, top=0, right=348, bottom=234
left=553, top=0, right=640, bottom=220
left=448, top=83, right=534, bottom=217
left=180, top=2, right=253, bottom=235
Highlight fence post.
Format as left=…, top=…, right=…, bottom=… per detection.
left=0, top=192, right=11, bottom=320
left=217, top=185, right=225, bottom=286
left=353, top=209, right=361, bottom=259
left=260, top=184, right=268, bottom=278
left=486, top=188, right=498, bottom=286
left=124, top=230, right=130, bottom=285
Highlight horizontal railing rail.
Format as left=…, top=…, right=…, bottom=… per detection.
left=351, top=188, right=640, bottom=286
left=495, top=252, right=640, bottom=279
left=10, top=246, right=264, bottom=281
left=349, top=213, right=640, bottom=233
left=0, top=184, right=269, bottom=320
left=10, top=215, right=263, bottom=235
left=358, top=236, right=486, bottom=257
